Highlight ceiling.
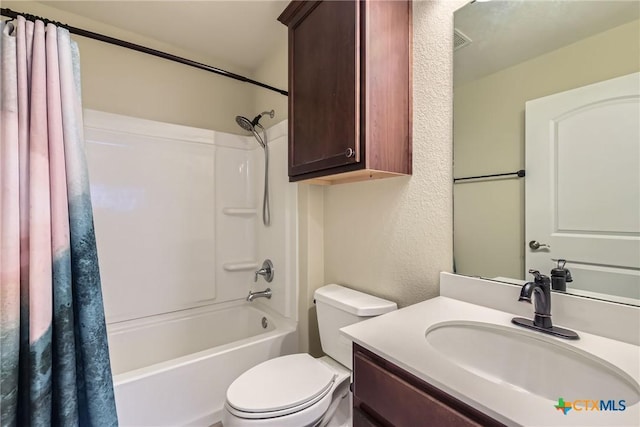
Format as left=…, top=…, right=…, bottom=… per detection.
left=454, top=0, right=640, bottom=85
left=40, top=1, right=289, bottom=72
left=30, top=1, right=640, bottom=83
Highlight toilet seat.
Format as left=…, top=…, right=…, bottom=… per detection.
left=225, top=354, right=337, bottom=419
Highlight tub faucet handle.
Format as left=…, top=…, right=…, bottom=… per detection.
left=254, top=259, right=274, bottom=283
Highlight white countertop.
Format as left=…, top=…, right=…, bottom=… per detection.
left=341, top=296, right=640, bottom=427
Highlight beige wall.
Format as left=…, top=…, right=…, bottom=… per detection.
left=296, top=184, right=325, bottom=357
left=3, top=0, right=257, bottom=133
left=321, top=0, right=464, bottom=309
left=251, top=32, right=288, bottom=129
left=454, top=19, right=640, bottom=280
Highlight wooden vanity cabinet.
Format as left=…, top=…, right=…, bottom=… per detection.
left=278, top=0, right=412, bottom=184
left=352, top=344, right=505, bottom=427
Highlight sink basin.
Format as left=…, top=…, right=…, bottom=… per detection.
left=425, top=321, right=640, bottom=405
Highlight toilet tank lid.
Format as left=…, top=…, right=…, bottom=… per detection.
left=314, top=284, right=397, bottom=316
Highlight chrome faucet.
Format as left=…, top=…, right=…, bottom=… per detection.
left=247, top=288, right=272, bottom=302
left=512, top=269, right=579, bottom=340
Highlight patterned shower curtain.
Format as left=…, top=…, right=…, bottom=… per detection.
left=1, top=16, right=118, bottom=426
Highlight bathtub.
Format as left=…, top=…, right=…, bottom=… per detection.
left=108, top=301, right=298, bottom=426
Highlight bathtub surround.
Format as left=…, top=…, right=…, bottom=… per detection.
left=84, top=111, right=296, bottom=321
left=0, top=18, right=116, bottom=425
left=83, top=111, right=297, bottom=424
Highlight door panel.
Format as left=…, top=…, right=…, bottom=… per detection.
left=525, top=72, right=640, bottom=299
left=555, top=99, right=639, bottom=234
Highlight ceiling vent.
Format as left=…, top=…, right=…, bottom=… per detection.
left=453, top=28, right=472, bottom=51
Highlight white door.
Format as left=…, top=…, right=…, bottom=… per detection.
left=525, top=72, right=640, bottom=301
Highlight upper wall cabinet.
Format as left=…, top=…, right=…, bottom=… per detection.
left=278, top=0, right=412, bottom=184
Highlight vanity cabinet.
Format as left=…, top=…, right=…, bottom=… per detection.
left=352, top=344, right=504, bottom=427
left=278, top=0, right=412, bottom=184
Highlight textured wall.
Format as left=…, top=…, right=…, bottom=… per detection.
left=322, top=0, right=467, bottom=308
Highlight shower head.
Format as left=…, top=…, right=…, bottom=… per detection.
left=235, top=110, right=275, bottom=132
left=235, top=115, right=255, bottom=132
left=235, top=110, right=275, bottom=149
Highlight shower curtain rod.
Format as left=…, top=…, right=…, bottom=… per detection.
left=0, top=8, right=289, bottom=96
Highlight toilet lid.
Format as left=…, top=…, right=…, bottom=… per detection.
left=226, top=354, right=336, bottom=414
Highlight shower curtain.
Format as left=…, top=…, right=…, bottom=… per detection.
left=1, top=16, right=118, bottom=426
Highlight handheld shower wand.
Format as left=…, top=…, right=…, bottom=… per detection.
left=234, top=110, right=275, bottom=227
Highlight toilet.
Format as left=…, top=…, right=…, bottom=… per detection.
left=222, top=284, right=397, bottom=427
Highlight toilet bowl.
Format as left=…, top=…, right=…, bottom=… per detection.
left=222, top=284, right=397, bottom=427
left=223, top=354, right=350, bottom=427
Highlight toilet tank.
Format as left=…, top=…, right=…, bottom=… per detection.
left=314, top=284, right=397, bottom=369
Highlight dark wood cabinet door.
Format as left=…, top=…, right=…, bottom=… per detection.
left=353, top=344, right=505, bottom=427
left=287, top=0, right=361, bottom=177
left=280, top=0, right=411, bottom=184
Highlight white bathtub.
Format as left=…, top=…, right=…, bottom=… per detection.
left=108, top=302, right=297, bottom=426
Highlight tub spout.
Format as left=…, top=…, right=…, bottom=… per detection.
left=247, top=288, right=272, bottom=302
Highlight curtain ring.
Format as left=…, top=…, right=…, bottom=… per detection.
left=2, top=17, right=16, bottom=36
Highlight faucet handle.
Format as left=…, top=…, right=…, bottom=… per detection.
left=254, top=259, right=274, bottom=283
left=528, top=269, right=542, bottom=280
left=528, top=269, right=550, bottom=286
left=254, top=269, right=264, bottom=282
